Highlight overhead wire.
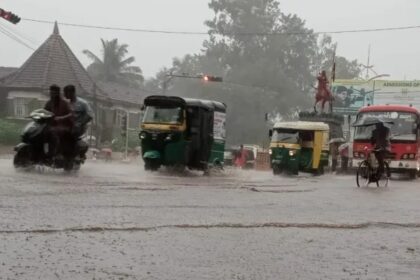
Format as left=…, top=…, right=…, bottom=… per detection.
left=0, top=24, right=35, bottom=50
left=22, top=17, right=420, bottom=36
left=0, top=21, right=38, bottom=45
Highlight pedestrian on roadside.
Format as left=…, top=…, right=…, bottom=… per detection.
left=235, top=144, right=247, bottom=168
left=329, top=138, right=345, bottom=173
left=330, top=142, right=338, bottom=173
left=339, top=142, right=350, bottom=173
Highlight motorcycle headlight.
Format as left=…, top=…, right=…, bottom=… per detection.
left=269, top=149, right=273, bottom=155
left=139, top=132, right=146, bottom=140
left=289, top=150, right=296, bottom=157
left=165, top=134, right=173, bottom=141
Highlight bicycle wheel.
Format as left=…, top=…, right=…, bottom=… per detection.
left=376, top=162, right=390, bottom=187
left=356, top=160, right=370, bottom=187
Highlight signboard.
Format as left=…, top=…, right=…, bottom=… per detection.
left=370, top=80, right=420, bottom=110
left=331, top=79, right=374, bottom=115
left=332, top=79, right=420, bottom=114
left=213, top=112, right=226, bottom=140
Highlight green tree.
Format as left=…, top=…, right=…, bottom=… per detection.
left=316, top=35, right=362, bottom=79
left=83, top=39, right=144, bottom=87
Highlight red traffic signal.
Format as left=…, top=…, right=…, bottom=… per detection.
left=0, top=9, right=21, bottom=24
left=202, top=75, right=223, bottom=82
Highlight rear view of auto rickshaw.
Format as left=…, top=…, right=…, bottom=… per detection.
left=139, top=95, right=226, bottom=172
left=269, top=121, right=329, bottom=175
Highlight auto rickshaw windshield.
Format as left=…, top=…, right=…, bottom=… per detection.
left=272, top=129, right=299, bottom=144
left=143, top=106, right=184, bottom=124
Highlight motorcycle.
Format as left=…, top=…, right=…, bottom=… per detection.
left=13, top=109, right=89, bottom=172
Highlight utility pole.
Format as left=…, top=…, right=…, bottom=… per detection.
left=120, top=112, right=130, bottom=161
left=93, top=83, right=99, bottom=148
left=124, top=112, right=129, bottom=160
left=360, top=45, right=376, bottom=80
left=162, top=71, right=174, bottom=95
left=162, top=77, right=172, bottom=95
left=366, top=45, right=371, bottom=79
left=162, top=72, right=223, bottom=94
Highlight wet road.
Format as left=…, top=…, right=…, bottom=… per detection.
left=0, top=158, right=419, bottom=279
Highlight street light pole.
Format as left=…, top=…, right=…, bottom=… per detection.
left=367, top=74, right=390, bottom=106
left=93, top=83, right=99, bottom=148
left=162, top=72, right=223, bottom=94
left=124, top=111, right=129, bottom=160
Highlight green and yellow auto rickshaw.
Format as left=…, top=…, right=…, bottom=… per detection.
left=269, top=121, right=329, bottom=175
left=140, top=95, right=226, bottom=172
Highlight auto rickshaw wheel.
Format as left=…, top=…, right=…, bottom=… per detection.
left=273, top=165, right=282, bottom=175
left=145, top=159, right=160, bottom=171
left=408, top=170, right=417, bottom=180
left=314, top=164, right=324, bottom=176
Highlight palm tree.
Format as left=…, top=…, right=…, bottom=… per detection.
left=83, top=39, right=144, bottom=87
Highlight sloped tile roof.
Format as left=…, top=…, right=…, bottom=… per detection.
left=97, top=81, right=153, bottom=106
left=2, top=22, right=106, bottom=99
left=0, top=67, right=18, bottom=81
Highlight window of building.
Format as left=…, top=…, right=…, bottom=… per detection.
left=115, top=109, right=126, bottom=127
left=13, top=98, right=30, bottom=118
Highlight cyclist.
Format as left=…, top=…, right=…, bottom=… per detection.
left=370, top=121, right=391, bottom=178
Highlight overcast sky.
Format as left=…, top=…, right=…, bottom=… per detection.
left=1, top=0, right=420, bottom=79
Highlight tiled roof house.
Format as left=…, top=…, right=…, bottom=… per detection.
left=0, top=23, right=148, bottom=141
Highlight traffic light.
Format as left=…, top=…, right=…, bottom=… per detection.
left=121, top=114, right=127, bottom=137
left=202, top=75, right=223, bottom=82
left=0, top=9, right=21, bottom=24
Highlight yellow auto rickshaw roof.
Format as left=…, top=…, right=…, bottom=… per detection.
left=273, top=121, right=329, bottom=131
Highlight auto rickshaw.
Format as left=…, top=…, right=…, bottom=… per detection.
left=269, top=121, right=329, bottom=175
left=140, top=95, right=226, bottom=172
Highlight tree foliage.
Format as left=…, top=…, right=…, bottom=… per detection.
left=316, top=35, right=362, bottom=79
left=83, top=39, right=144, bottom=88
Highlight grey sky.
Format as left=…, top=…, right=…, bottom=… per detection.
left=1, top=0, right=420, bottom=79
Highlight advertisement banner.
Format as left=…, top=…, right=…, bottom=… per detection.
left=370, top=80, right=420, bottom=109
left=332, top=79, right=420, bottom=114
left=331, top=79, right=374, bottom=115
left=213, top=111, right=226, bottom=140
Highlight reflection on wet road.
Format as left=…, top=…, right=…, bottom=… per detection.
left=0, top=159, right=419, bottom=279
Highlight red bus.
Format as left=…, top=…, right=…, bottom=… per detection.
left=352, top=105, right=420, bottom=178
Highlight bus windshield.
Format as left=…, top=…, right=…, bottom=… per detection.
left=143, top=106, right=183, bottom=124
left=272, top=130, right=299, bottom=144
left=354, top=111, right=418, bottom=141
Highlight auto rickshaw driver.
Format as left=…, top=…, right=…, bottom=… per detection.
left=269, top=121, right=329, bottom=175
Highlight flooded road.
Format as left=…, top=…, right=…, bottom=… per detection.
left=0, top=159, right=419, bottom=279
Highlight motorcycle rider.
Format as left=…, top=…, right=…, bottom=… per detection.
left=44, top=85, right=74, bottom=158
left=63, top=85, right=92, bottom=159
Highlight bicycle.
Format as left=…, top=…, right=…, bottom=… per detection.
left=356, top=147, right=390, bottom=187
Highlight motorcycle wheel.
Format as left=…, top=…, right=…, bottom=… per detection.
left=13, top=146, right=32, bottom=169
left=63, top=160, right=74, bottom=172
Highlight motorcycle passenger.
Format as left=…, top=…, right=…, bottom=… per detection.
left=370, top=121, right=391, bottom=178
left=64, top=85, right=92, bottom=160
left=44, top=85, right=74, bottom=158
left=63, top=85, right=92, bottom=137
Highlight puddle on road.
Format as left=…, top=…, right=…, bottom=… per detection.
left=245, top=187, right=316, bottom=193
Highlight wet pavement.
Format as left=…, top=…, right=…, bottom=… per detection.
left=0, top=158, right=419, bottom=279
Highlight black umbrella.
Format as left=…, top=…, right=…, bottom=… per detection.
left=352, top=117, right=394, bottom=127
